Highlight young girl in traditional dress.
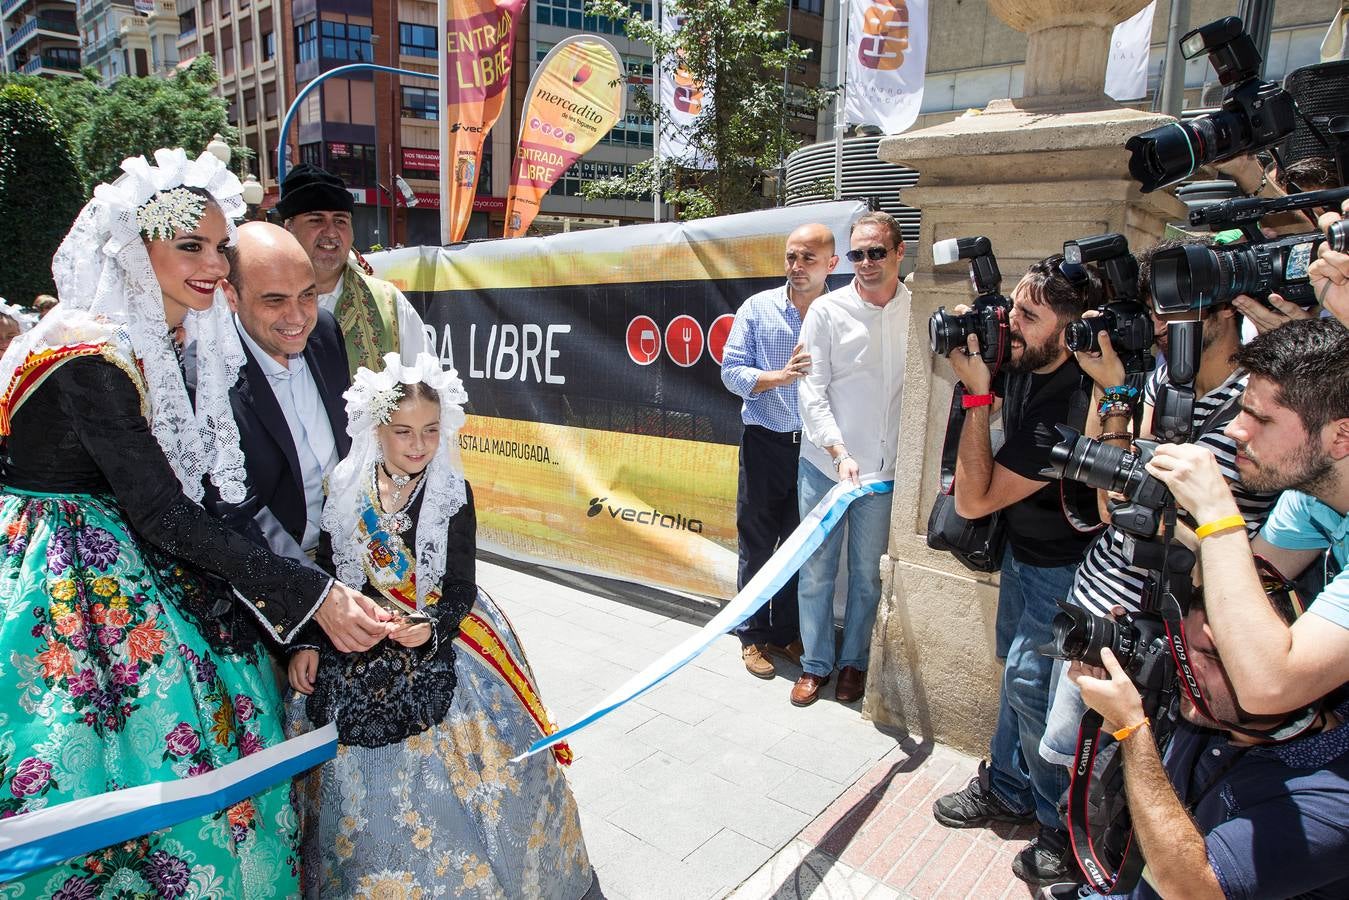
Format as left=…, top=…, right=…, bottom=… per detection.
left=287, top=352, right=592, bottom=898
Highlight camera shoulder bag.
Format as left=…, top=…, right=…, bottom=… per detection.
left=925, top=380, right=1023, bottom=572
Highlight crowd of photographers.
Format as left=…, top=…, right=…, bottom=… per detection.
left=919, top=17, right=1349, bottom=898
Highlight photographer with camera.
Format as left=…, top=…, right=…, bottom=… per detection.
left=1038, top=239, right=1282, bottom=769
left=1060, top=585, right=1349, bottom=900
left=929, top=256, right=1103, bottom=886
left=1143, top=318, right=1349, bottom=717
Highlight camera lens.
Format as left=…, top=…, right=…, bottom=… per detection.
left=1063, top=318, right=1100, bottom=353
left=929, top=308, right=966, bottom=356
left=1328, top=220, right=1349, bottom=255
left=1151, top=243, right=1230, bottom=313
left=1126, top=121, right=1203, bottom=193
left=1046, top=604, right=1122, bottom=668
left=1054, top=434, right=1136, bottom=495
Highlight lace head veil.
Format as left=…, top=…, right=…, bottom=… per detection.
left=323, top=352, right=469, bottom=607
left=0, top=148, right=249, bottom=504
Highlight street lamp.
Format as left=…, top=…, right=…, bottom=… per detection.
left=242, top=172, right=265, bottom=220
left=206, top=133, right=231, bottom=165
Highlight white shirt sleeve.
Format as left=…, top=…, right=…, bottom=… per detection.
left=798, top=304, right=843, bottom=450
left=393, top=287, right=434, bottom=362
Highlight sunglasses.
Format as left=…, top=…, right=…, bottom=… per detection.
left=845, top=245, right=895, bottom=263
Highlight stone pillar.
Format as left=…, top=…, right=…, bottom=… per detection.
left=861, top=0, right=1187, bottom=756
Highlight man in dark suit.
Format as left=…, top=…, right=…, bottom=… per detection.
left=208, top=221, right=351, bottom=565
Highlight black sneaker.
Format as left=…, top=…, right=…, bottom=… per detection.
left=932, top=760, right=1036, bottom=828
left=1012, top=829, right=1078, bottom=886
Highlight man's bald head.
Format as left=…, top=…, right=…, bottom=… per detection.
left=223, top=221, right=320, bottom=365
left=225, top=221, right=314, bottom=296
left=784, top=222, right=839, bottom=300
left=788, top=222, right=835, bottom=256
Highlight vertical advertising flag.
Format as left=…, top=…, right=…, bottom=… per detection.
left=657, top=6, right=711, bottom=168
left=438, top=0, right=528, bottom=243
left=1105, top=1, right=1156, bottom=102
left=503, top=35, right=626, bottom=238
left=843, top=0, right=928, bottom=135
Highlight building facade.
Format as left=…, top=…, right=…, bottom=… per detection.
left=177, top=0, right=284, bottom=206
left=82, top=0, right=178, bottom=83
left=1, top=0, right=79, bottom=76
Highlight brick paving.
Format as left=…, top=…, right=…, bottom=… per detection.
left=730, top=743, right=1037, bottom=900
left=480, top=554, right=1034, bottom=900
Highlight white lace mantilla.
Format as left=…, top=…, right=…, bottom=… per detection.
left=0, top=149, right=249, bottom=504
left=322, top=352, right=469, bottom=607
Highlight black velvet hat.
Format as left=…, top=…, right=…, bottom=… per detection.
left=276, top=163, right=355, bottom=219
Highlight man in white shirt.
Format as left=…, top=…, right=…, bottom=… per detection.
left=210, top=222, right=352, bottom=565
left=792, top=211, right=909, bottom=707
left=277, top=164, right=432, bottom=379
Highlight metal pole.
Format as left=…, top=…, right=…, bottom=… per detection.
left=779, top=0, right=794, bottom=206
left=1159, top=0, right=1190, bottom=118
left=652, top=0, right=662, bottom=223
left=276, top=63, right=438, bottom=183
left=833, top=0, right=847, bottom=200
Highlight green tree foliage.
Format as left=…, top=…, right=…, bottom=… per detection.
left=0, top=85, right=84, bottom=306
left=0, top=56, right=244, bottom=193
left=581, top=0, right=830, bottom=219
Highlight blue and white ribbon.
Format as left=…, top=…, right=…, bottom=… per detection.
left=0, top=722, right=338, bottom=883
left=520, top=475, right=895, bottom=760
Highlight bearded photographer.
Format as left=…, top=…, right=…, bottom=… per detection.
left=930, top=256, right=1102, bottom=886
left=1144, top=318, right=1349, bottom=716
left=1061, top=587, right=1349, bottom=900
left=1039, top=241, right=1283, bottom=774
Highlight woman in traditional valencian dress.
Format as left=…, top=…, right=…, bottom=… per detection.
left=287, top=352, right=593, bottom=899
left=0, top=149, right=383, bottom=897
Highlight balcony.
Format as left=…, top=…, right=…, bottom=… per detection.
left=1, top=0, right=27, bottom=20
left=20, top=50, right=81, bottom=73
left=8, top=15, right=78, bottom=49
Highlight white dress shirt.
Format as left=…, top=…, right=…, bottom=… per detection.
left=319, top=271, right=434, bottom=363
left=237, top=317, right=338, bottom=553
left=798, top=279, right=910, bottom=480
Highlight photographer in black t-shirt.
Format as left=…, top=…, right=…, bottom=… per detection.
left=932, top=255, right=1103, bottom=887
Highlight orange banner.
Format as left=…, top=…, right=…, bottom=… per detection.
left=438, top=0, right=527, bottom=243
left=503, top=35, right=625, bottom=238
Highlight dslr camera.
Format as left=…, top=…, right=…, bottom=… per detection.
left=1043, top=424, right=1171, bottom=538
left=1061, top=233, right=1154, bottom=375
left=929, top=236, right=1012, bottom=369
left=1150, top=186, right=1349, bottom=312
left=1127, top=17, right=1296, bottom=193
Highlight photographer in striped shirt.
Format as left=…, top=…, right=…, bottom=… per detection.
left=1039, top=240, right=1280, bottom=771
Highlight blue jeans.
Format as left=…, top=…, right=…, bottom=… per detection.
left=988, top=550, right=1078, bottom=833
left=796, top=459, right=893, bottom=677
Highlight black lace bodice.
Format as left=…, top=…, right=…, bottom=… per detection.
left=304, top=484, right=477, bottom=748
left=3, top=356, right=331, bottom=649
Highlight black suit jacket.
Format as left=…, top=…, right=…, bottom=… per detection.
left=200, top=310, right=351, bottom=559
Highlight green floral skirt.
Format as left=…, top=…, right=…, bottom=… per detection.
left=0, top=489, right=300, bottom=899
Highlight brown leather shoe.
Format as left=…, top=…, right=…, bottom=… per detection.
left=742, top=643, right=776, bottom=679
left=766, top=638, right=804, bottom=667
left=835, top=666, right=866, bottom=703
left=790, top=672, right=830, bottom=707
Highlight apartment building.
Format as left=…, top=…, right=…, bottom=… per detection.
left=1, top=0, right=79, bottom=76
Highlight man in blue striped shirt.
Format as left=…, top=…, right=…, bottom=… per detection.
left=720, top=223, right=838, bottom=679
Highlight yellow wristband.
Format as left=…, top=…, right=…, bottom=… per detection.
left=1111, top=717, right=1149, bottom=742
left=1195, top=514, right=1246, bottom=540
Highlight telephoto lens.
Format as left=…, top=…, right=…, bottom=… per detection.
left=1328, top=219, right=1349, bottom=254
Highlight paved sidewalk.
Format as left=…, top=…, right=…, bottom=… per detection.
left=481, top=555, right=1033, bottom=899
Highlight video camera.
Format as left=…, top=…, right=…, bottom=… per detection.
left=1127, top=17, right=1296, bottom=193
left=1061, top=233, right=1154, bottom=376
left=1150, top=186, right=1349, bottom=312
left=929, top=236, right=1012, bottom=369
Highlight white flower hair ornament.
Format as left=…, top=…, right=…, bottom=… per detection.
left=93, top=148, right=246, bottom=256
left=344, top=352, right=469, bottom=435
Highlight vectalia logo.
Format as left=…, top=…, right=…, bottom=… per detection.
left=585, top=497, right=703, bottom=533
